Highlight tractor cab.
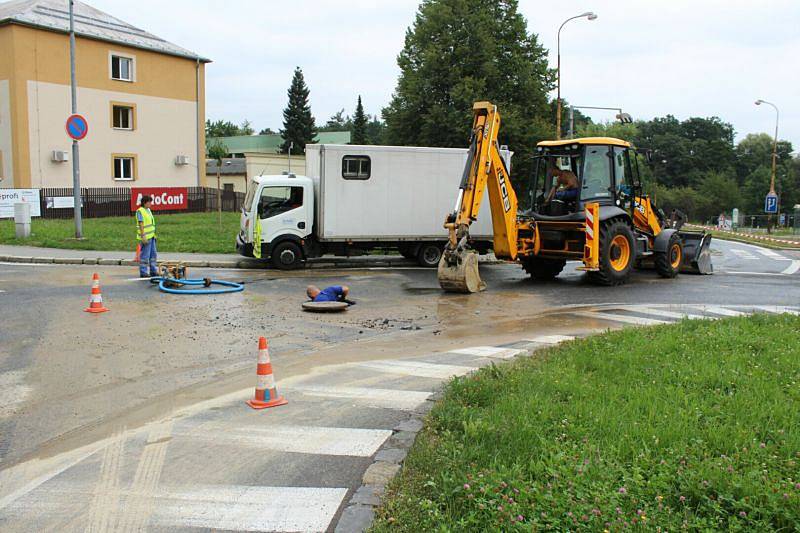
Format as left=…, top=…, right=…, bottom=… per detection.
left=528, top=137, right=643, bottom=221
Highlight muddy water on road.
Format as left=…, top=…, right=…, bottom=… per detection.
left=1, top=263, right=591, bottom=467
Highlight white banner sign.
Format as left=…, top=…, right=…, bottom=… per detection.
left=46, top=196, right=81, bottom=209
left=0, top=189, right=41, bottom=218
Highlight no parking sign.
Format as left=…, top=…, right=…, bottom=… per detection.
left=65, top=114, right=88, bottom=141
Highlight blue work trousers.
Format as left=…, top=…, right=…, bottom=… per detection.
left=139, top=238, right=158, bottom=277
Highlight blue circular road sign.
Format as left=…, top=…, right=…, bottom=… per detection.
left=65, top=114, right=89, bottom=141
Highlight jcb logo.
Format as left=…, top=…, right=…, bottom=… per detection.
left=498, top=170, right=511, bottom=212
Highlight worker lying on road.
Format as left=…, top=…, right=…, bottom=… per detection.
left=306, top=285, right=353, bottom=304
left=545, top=159, right=579, bottom=202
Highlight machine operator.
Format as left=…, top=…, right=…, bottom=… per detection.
left=545, top=159, right=579, bottom=203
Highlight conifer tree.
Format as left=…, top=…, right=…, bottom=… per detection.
left=280, top=67, right=316, bottom=153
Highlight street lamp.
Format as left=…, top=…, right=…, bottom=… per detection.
left=556, top=11, right=597, bottom=140
left=568, top=105, right=630, bottom=138
left=754, top=99, right=779, bottom=194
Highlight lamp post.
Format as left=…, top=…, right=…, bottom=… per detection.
left=556, top=11, right=597, bottom=140
left=754, top=99, right=779, bottom=194
left=755, top=99, right=779, bottom=232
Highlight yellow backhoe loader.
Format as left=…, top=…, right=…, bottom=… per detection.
left=438, top=101, right=712, bottom=293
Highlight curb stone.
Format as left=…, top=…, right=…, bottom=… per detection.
left=32, top=257, right=54, bottom=264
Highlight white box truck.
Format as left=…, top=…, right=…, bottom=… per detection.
left=235, top=144, right=506, bottom=269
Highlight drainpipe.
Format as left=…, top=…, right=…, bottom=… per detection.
left=195, top=57, right=201, bottom=187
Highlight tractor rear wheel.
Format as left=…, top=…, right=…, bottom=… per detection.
left=654, top=232, right=682, bottom=278
left=589, top=220, right=635, bottom=286
left=521, top=257, right=566, bottom=281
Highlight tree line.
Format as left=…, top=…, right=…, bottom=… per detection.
left=207, top=0, right=798, bottom=220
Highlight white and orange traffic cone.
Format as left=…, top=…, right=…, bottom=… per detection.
left=84, top=273, right=109, bottom=313
left=246, top=337, right=287, bottom=409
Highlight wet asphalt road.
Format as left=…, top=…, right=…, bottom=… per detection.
left=0, top=237, right=798, bottom=468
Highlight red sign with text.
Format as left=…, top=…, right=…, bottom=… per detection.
left=130, top=187, right=188, bottom=212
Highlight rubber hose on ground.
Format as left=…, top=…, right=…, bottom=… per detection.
left=150, top=277, right=244, bottom=295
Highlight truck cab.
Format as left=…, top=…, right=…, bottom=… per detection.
left=236, top=174, right=315, bottom=268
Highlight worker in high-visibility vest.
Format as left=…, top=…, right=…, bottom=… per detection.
left=136, top=195, right=159, bottom=278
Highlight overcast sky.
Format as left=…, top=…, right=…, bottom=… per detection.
left=90, top=0, right=799, bottom=149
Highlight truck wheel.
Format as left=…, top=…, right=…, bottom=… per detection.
left=654, top=233, right=682, bottom=278
left=270, top=241, right=303, bottom=270
left=589, top=220, right=635, bottom=286
left=521, top=257, right=566, bottom=280
left=417, top=243, right=443, bottom=268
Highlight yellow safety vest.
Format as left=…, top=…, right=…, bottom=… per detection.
left=136, top=207, right=156, bottom=242
left=253, top=215, right=262, bottom=258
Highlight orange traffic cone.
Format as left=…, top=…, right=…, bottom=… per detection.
left=84, top=273, right=109, bottom=313
left=246, top=337, right=287, bottom=409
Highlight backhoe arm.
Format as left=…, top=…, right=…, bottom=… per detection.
left=439, top=102, right=520, bottom=292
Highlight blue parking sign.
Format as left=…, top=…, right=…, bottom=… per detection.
left=764, top=193, right=778, bottom=214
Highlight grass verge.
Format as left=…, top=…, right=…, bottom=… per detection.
left=0, top=212, right=241, bottom=254
left=706, top=230, right=800, bottom=250
left=373, top=315, right=800, bottom=531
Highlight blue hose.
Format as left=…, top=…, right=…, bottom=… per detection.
left=150, top=277, right=244, bottom=295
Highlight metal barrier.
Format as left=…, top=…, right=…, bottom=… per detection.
left=38, top=187, right=245, bottom=219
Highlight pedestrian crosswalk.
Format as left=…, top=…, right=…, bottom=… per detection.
left=2, top=304, right=798, bottom=532
left=570, top=304, right=800, bottom=327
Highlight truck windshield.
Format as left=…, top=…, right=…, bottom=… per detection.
left=243, top=183, right=257, bottom=212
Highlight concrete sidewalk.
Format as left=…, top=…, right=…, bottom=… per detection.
left=0, top=244, right=419, bottom=269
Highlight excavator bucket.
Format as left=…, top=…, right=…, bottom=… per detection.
left=679, top=231, right=713, bottom=274
left=438, top=250, right=486, bottom=293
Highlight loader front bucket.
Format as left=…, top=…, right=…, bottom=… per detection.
left=438, top=250, right=486, bottom=293
left=679, top=231, right=713, bottom=274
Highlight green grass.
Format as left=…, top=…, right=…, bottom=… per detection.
left=0, top=212, right=241, bottom=254
left=373, top=315, right=800, bottom=531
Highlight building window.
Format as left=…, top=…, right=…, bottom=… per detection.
left=112, top=155, right=136, bottom=181
left=111, top=54, right=133, bottom=81
left=342, top=155, right=371, bottom=180
left=111, top=104, right=135, bottom=130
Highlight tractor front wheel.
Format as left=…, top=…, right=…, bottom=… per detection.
left=589, top=220, right=635, bottom=286
left=654, top=232, right=682, bottom=278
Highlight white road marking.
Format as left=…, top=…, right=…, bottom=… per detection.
left=0, top=437, right=116, bottom=510
left=781, top=260, right=800, bottom=275
left=85, top=431, right=126, bottom=533
left=290, top=385, right=432, bottom=410
left=185, top=424, right=392, bottom=457
left=686, top=305, right=745, bottom=317
left=526, top=334, right=576, bottom=344
left=752, top=305, right=800, bottom=316
left=4, top=485, right=348, bottom=533
left=730, top=249, right=757, bottom=259
left=613, top=306, right=710, bottom=321
left=754, top=248, right=789, bottom=260
left=125, top=277, right=153, bottom=281
left=355, top=360, right=475, bottom=379
left=0, top=290, right=6, bottom=293
left=154, top=485, right=348, bottom=532
left=116, top=420, right=174, bottom=532
left=448, top=346, right=523, bottom=359
left=572, top=311, right=670, bottom=326
left=723, top=271, right=791, bottom=276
